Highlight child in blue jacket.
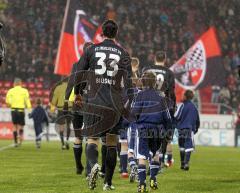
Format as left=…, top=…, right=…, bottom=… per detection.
left=131, top=72, right=172, bottom=192
left=29, top=99, right=49, bottom=148
left=175, top=90, right=200, bottom=171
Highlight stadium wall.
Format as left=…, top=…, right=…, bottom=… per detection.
left=0, top=108, right=237, bottom=146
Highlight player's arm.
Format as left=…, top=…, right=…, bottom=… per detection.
left=174, top=103, right=184, bottom=121
left=43, top=109, right=49, bottom=126
left=74, top=51, right=90, bottom=96
left=65, top=63, right=77, bottom=101
left=50, top=86, right=59, bottom=112
left=131, top=93, right=143, bottom=121
left=169, top=71, right=176, bottom=110
left=28, top=108, right=36, bottom=119
left=5, top=90, right=12, bottom=107
left=195, top=109, right=200, bottom=134
left=161, top=98, right=172, bottom=125
left=25, top=90, right=32, bottom=109
left=122, top=52, right=134, bottom=105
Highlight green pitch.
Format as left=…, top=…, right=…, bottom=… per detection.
left=0, top=140, right=240, bottom=193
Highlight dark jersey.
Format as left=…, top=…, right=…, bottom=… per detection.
left=74, top=39, right=133, bottom=112
left=142, top=65, right=176, bottom=109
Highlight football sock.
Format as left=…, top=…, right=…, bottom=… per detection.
left=85, top=143, right=91, bottom=176
left=86, top=143, right=98, bottom=168
left=180, top=151, right=185, bottom=164
left=161, top=153, right=165, bottom=163
left=185, top=152, right=191, bottom=164
left=167, top=153, right=173, bottom=162
left=101, top=144, right=107, bottom=174
left=138, top=164, right=146, bottom=185
left=120, top=151, right=128, bottom=173
left=13, top=131, right=18, bottom=144
left=60, top=131, right=64, bottom=146
left=128, top=157, right=137, bottom=169
left=104, top=147, right=117, bottom=186
left=150, top=161, right=160, bottom=181
left=66, top=127, right=71, bottom=141
left=159, top=153, right=163, bottom=167
left=73, top=143, right=83, bottom=170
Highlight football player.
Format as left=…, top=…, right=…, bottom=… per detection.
left=74, top=20, right=133, bottom=190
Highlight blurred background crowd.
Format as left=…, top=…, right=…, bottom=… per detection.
left=0, top=0, right=239, bottom=112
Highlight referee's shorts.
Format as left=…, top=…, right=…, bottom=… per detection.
left=11, top=109, right=25, bottom=126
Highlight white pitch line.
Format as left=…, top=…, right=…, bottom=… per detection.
left=0, top=141, right=35, bottom=152
left=0, top=143, right=15, bottom=151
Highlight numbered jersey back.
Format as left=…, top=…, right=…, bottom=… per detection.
left=83, top=39, right=131, bottom=105
left=143, top=65, right=175, bottom=96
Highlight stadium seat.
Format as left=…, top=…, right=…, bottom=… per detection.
left=4, top=81, right=12, bottom=88
left=36, top=83, right=43, bottom=89
left=28, top=82, right=35, bottom=89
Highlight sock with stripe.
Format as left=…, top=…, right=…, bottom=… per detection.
left=128, top=156, right=137, bottom=169
left=150, top=161, right=160, bottom=181
left=138, top=164, right=146, bottom=185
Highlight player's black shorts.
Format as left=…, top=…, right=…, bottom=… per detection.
left=56, top=110, right=72, bottom=125
left=11, top=110, right=25, bottom=126
left=82, top=113, right=122, bottom=137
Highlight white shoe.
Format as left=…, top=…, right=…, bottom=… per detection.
left=103, top=184, right=115, bottom=191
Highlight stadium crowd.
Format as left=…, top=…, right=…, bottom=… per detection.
left=0, top=0, right=239, bottom=110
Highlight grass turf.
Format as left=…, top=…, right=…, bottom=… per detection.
left=0, top=140, right=240, bottom=193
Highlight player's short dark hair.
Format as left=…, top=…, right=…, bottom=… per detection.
left=102, top=20, right=118, bottom=38
left=184, top=90, right=194, bottom=100
left=155, top=51, right=166, bottom=63
left=141, top=71, right=156, bottom=88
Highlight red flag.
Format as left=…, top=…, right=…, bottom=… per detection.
left=54, top=0, right=103, bottom=75
left=171, top=27, right=225, bottom=101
